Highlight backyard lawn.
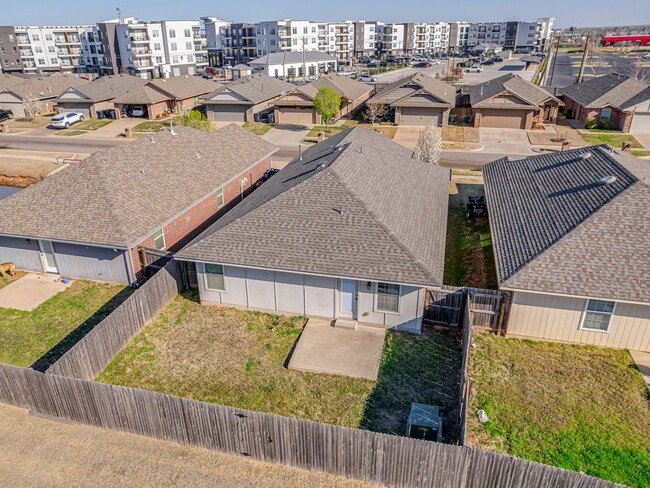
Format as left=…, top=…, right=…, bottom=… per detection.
left=0, top=280, right=130, bottom=369
left=98, top=291, right=462, bottom=439
left=467, top=334, right=650, bottom=488
left=242, top=122, right=273, bottom=135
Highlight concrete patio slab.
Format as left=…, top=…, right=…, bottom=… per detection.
left=394, top=126, right=422, bottom=151
left=288, top=319, right=385, bottom=380
left=0, top=273, right=72, bottom=311
left=630, top=350, right=650, bottom=389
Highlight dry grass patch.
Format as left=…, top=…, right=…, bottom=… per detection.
left=9, top=116, right=52, bottom=129
left=468, top=334, right=650, bottom=488
left=242, top=122, right=273, bottom=135
left=53, top=130, right=86, bottom=137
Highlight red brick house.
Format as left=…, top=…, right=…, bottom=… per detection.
left=560, top=73, right=650, bottom=133
left=0, top=124, right=277, bottom=284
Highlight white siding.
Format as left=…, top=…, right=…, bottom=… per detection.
left=304, top=274, right=336, bottom=318
left=507, top=291, right=650, bottom=352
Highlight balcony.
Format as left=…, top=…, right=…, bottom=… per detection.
left=133, top=48, right=152, bottom=56
left=130, top=34, right=150, bottom=42
left=19, top=50, right=34, bottom=57
left=134, top=60, right=154, bottom=69
left=16, top=36, right=30, bottom=45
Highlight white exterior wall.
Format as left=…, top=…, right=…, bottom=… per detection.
left=248, top=59, right=334, bottom=78
left=515, top=22, right=538, bottom=50
left=507, top=290, right=650, bottom=352
left=196, top=264, right=425, bottom=333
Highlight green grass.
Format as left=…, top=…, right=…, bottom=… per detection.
left=0, top=280, right=129, bottom=368
left=73, top=119, right=112, bottom=131
left=53, top=130, right=86, bottom=137
left=132, top=118, right=177, bottom=132
left=98, top=291, right=462, bottom=437
left=631, top=150, right=650, bottom=157
left=242, top=122, right=273, bottom=135
left=0, top=270, right=25, bottom=290
left=306, top=120, right=396, bottom=139
left=468, top=334, right=650, bottom=488
left=580, top=132, right=643, bottom=148
left=10, top=116, right=52, bottom=129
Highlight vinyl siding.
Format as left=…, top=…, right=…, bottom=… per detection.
left=0, top=236, right=42, bottom=272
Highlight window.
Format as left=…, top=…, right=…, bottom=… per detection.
left=204, top=263, right=225, bottom=291
left=38, top=58, right=45, bottom=65
left=172, top=55, right=179, bottom=64
left=173, top=67, right=180, bottom=76
left=153, top=228, right=166, bottom=251
left=169, top=29, right=176, bottom=38
left=170, top=42, right=177, bottom=51
left=155, top=56, right=163, bottom=63
left=35, top=46, right=43, bottom=53
left=50, top=57, right=58, bottom=64
left=600, top=107, right=612, bottom=122
left=184, top=29, right=191, bottom=38
left=152, top=29, right=160, bottom=38
left=154, top=43, right=161, bottom=50
left=48, top=46, right=55, bottom=53
left=376, top=283, right=400, bottom=313
left=32, top=34, right=40, bottom=41
left=216, top=188, right=224, bottom=207
left=581, top=299, right=615, bottom=332
left=186, top=41, right=192, bottom=50
left=292, top=27, right=297, bottom=35
left=45, top=33, right=53, bottom=41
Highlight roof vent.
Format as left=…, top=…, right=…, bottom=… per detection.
left=599, top=175, right=617, bottom=185
left=579, top=152, right=592, bottom=160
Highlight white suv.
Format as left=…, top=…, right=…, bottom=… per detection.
left=51, top=112, right=84, bottom=129
left=358, top=74, right=378, bottom=82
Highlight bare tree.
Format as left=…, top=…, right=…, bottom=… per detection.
left=22, top=97, right=40, bottom=122
left=363, top=103, right=387, bottom=129
left=414, top=121, right=443, bottom=165
left=627, top=60, right=650, bottom=83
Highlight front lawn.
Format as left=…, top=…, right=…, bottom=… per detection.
left=0, top=280, right=130, bottom=368
left=9, top=116, right=52, bottom=129
left=53, top=130, right=86, bottom=137
left=73, top=119, right=112, bottom=131
left=307, top=120, right=396, bottom=139
left=468, top=334, right=650, bottom=488
left=98, top=291, right=462, bottom=438
left=580, top=132, right=643, bottom=148
left=242, top=122, right=273, bottom=135
left=132, top=118, right=177, bottom=132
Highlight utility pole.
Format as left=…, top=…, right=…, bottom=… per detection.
left=577, top=33, right=590, bottom=84
left=548, top=34, right=560, bottom=86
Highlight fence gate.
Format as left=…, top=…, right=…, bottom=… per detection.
left=423, top=288, right=465, bottom=327
left=424, top=287, right=507, bottom=331
left=138, top=247, right=173, bottom=279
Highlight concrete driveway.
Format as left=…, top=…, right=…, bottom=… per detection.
left=394, top=126, right=423, bottom=151
left=262, top=124, right=313, bottom=166
left=479, top=128, right=535, bottom=155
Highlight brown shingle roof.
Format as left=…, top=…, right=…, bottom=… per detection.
left=470, top=73, right=562, bottom=108
left=203, top=74, right=295, bottom=105
left=148, top=76, right=218, bottom=100
left=57, top=74, right=148, bottom=103
left=560, top=73, right=650, bottom=110
left=1, top=74, right=90, bottom=100
left=0, top=124, right=278, bottom=248
left=370, top=72, right=455, bottom=108
left=312, top=74, right=373, bottom=101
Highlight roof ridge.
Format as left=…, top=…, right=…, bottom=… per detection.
left=328, top=145, right=441, bottom=285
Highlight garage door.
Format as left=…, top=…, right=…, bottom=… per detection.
left=400, top=107, right=442, bottom=127
left=480, top=109, right=527, bottom=129
left=56, top=103, right=91, bottom=118
left=208, top=105, right=247, bottom=122
left=0, top=101, right=25, bottom=118
left=277, top=107, right=316, bottom=125
left=630, top=113, right=650, bottom=134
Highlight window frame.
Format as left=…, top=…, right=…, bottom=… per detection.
left=152, top=227, right=166, bottom=251
left=203, top=263, right=226, bottom=292
left=216, top=188, right=224, bottom=208
left=579, top=299, right=616, bottom=333
left=375, top=282, right=401, bottom=314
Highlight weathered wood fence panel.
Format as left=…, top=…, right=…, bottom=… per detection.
left=45, top=260, right=182, bottom=380
left=424, top=286, right=505, bottom=330
left=458, top=302, right=473, bottom=446
left=0, top=363, right=622, bottom=488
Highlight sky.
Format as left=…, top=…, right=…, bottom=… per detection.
left=2, top=0, right=649, bottom=28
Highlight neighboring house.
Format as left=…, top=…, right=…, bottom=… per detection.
left=0, top=74, right=90, bottom=117
left=231, top=64, right=253, bottom=80
left=560, top=73, right=650, bottom=133
left=113, top=75, right=217, bottom=120
left=274, top=73, right=374, bottom=125
left=55, top=74, right=148, bottom=118
left=202, top=74, right=295, bottom=122
left=368, top=72, right=455, bottom=127
left=176, top=128, right=450, bottom=333
left=470, top=73, right=563, bottom=129
left=248, top=51, right=338, bottom=79
left=0, top=125, right=277, bottom=284
left=484, top=145, right=650, bottom=352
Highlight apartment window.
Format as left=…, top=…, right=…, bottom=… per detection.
left=581, top=299, right=616, bottom=332
left=12, top=47, right=17, bottom=54
left=154, top=43, right=161, bottom=50
left=188, top=66, right=195, bottom=75
left=9, top=35, right=14, bottom=42
left=216, top=188, right=224, bottom=207
left=172, top=55, right=179, bottom=64
left=45, top=34, right=53, bottom=41
left=155, top=56, right=163, bottom=63
left=50, top=57, right=58, bottom=64
left=187, top=54, right=193, bottom=63
left=48, top=46, right=55, bottom=53
left=186, top=41, right=192, bottom=50
left=173, top=67, right=180, bottom=76
left=35, top=46, right=43, bottom=53
left=169, top=29, right=176, bottom=38
left=0, top=48, right=4, bottom=55
left=204, top=263, right=225, bottom=291
left=292, top=27, right=297, bottom=35
left=376, top=283, right=400, bottom=313
left=303, top=27, right=308, bottom=34
left=152, top=30, right=160, bottom=38
left=32, top=34, right=40, bottom=41
left=311, top=26, right=316, bottom=33
left=152, top=228, right=166, bottom=251
left=274, top=68, right=278, bottom=78
left=171, top=42, right=177, bottom=51
left=184, top=29, right=191, bottom=38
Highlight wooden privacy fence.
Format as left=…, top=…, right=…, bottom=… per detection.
left=424, top=286, right=509, bottom=331
left=0, top=363, right=623, bottom=488
left=45, top=260, right=182, bottom=380
left=458, top=303, right=473, bottom=446
left=138, top=247, right=174, bottom=279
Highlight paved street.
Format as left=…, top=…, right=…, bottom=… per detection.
left=546, top=50, right=650, bottom=87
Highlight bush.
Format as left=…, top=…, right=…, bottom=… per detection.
left=598, top=119, right=610, bottom=130
left=178, top=110, right=213, bottom=132
left=585, top=117, right=598, bottom=130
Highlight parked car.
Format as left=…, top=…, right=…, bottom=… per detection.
left=0, top=109, right=14, bottom=122
left=465, top=66, right=483, bottom=73
left=131, top=106, right=145, bottom=117
left=492, top=56, right=504, bottom=63
left=50, top=112, right=85, bottom=129
left=643, top=53, right=650, bottom=60
left=255, top=168, right=280, bottom=188
left=430, top=59, right=441, bottom=65
left=482, top=59, right=495, bottom=66
left=358, top=74, right=378, bottom=82
left=413, top=62, right=431, bottom=68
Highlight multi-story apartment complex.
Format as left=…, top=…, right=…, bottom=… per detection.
left=254, top=20, right=321, bottom=58
left=449, top=21, right=470, bottom=51
left=380, top=23, right=414, bottom=57
left=466, top=18, right=554, bottom=52
left=222, top=23, right=257, bottom=65
left=0, top=24, right=102, bottom=74
left=353, top=21, right=383, bottom=58
left=322, top=21, right=355, bottom=61
left=201, top=16, right=231, bottom=66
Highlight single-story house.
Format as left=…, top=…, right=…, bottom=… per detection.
left=560, top=73, right=650, bottom=133
left=249, top=51, right=338, bottom=79
left=368, top=72, right=456, bottom=127
left=55, top=74, right=148, bottom=118
left=176, top=127, right=450, bottom=334
left=113, top=75, right=217, bottom=120
left=0, top=124, right=277, bottom=285
left=470, top=73, right=564, bottom=129
left=484, top=145, right=650, bottom=352
left=273, top=73, right=374, bottom=125
left=0, top=74, right=90, bottom=117
left=202, top=74, right=295, bottom=123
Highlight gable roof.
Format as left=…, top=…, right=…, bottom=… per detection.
left=370, top=72, right=455, bottom=108
left=1, top=74, right=90, bottom=100
left=560, top=73, right=650, bottom=110
left=0, top=125, right=277, bottom=249
left=470, top=73, right=562, bottom=108
left=311, top=73, right=373, bottom=101
left=483, top=145, right=650, bottom=303
left=148, top=76, right=218, bottom=100
left=57, top=74, right=148, bottom=103
left=177, top=127, right=450, bottom=287
left=112, top=83, right=170, bottom=105
left=204, top=74, right=295, bottom=105
left=249, top=51, right=337, bottom=66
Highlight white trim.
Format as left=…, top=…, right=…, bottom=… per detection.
left=0, top=232, right=128, bottom=251
left=204, top=262, right=227, bottom=292
left=38, top=239, right=59, bottom=274
left=152, top=227, right=166, bottom=251
left=579, top=298, right=616, bottom=333
left=502, top=287, right=648, bottom=308
left=374, top=282, right=401, bottom=315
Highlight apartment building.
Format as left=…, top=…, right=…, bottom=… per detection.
left=380, top=23, right=415, bottom=57
left=202, top=16, right=231, bottom=66
left=254, top=20, right=321, bottom=58
left=466, top=18, right=554, bottom=52
left=319, top=22, right=355, bottom=61
left=449, top=21, right=470, bottom=51
left=222, top=23, right=257, bottom=65
left=0, top=24, right=102, bottom=74
left=353, top=21, right=382, bottom=58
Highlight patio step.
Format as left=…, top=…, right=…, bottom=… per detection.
left=334, top=318, right=358, bottom=330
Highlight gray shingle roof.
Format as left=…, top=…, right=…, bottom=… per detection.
left=204, top=74, right=296, bottom=105
left=57, top=74, right=148, bottom=103
left=250, top=51, right=337, bottom=66
left=148, top=76, right=218, bottom=100
left=0, top=124, right=277, bottom=248
left=312, top=74, right=373, bottom=101
left=1, top=74, right=90, bottom=100
left=370, top=72, right=456, bottom=108
left=483, top=145, right=650, bottom=303
left=112, top=84, right=170, bottom=105
left=560, top=73, right=650, bottom=110
left=470, top=73, right=562, bottom=108
left=177, top=127, right=450, bottom=287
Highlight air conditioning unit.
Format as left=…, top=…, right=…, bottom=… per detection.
left=405, top=403, right=442, bottom=442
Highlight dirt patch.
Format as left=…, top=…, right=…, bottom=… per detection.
left=527, top=130, right=563, bottom=146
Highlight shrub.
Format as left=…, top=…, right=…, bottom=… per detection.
left=585, top=117, right=598, bottom=130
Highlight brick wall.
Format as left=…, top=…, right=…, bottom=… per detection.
left=129, top=155, right=272, bottom=280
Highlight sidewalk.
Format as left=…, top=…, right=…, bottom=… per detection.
left=630, top=350, right=650, bottom=389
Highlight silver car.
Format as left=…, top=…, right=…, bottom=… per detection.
left=51, top=112, right=85, bottom=129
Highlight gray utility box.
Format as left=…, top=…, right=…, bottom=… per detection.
left=406, top=403, right=442, bottom=442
